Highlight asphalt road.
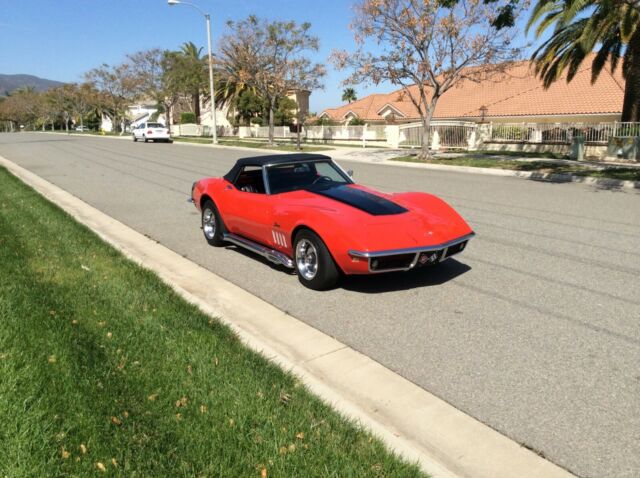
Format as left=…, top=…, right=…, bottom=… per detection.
left=1, top=133, right=638, bottom=478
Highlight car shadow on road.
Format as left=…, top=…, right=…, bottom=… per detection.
left=341, top=258, right=471, bottom=293
left=223, top=244, right=471, bottom=291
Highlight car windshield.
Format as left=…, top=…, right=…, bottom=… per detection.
left=147, top=123, right=164, bottom=128
left=266, top=160, right=351, bottom=195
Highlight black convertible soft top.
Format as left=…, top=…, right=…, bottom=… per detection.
left=223, top=154, right=332, bottom=182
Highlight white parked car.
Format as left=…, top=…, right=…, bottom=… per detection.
left=132, top=122, right=171, bottom=143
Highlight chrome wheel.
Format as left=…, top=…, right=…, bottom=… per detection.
left=202, top=207, right=216, bottom=239
left=296, top=239, right=318, bottom=280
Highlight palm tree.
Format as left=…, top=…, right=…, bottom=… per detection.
left=527, top=0, right=640, bottom=121
left=341, top=87, right=357, bottom=104
left=180, top=41, right=205, bottom=123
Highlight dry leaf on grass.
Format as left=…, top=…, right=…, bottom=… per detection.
left=96, top=462, right=106, bottom=472
left=175, top=396, right=188, bottom=408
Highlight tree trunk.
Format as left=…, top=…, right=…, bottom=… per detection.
left=418, top=104, right=437, bottom=160
left=268, top=98, right=276, bottom=146
left=419, top=117, right=432, bottom=160
left=194, top=90, right=201, bottom=124
left=296, top=106, right=302, bottom=151
left=165, top=102, right=172, bottom=134
left=621, top=29, right=640, bottom=122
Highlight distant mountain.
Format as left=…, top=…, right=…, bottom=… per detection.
left=0, top=74, right=64, bottom=96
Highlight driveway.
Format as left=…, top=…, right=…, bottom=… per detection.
left=1, top=133, right=638, bottom=478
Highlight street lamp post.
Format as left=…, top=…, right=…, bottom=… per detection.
left=168, top=0, right=218, bottom=145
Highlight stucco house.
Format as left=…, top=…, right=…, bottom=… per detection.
left=320, top=59, right=625, bottom=125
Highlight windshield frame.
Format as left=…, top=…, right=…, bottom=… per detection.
left=263, top=159, right=354, bottom=195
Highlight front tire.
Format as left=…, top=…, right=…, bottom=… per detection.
left=201, top=200, right=225, bottom=246
left=294, top=230, right=339, bottom=290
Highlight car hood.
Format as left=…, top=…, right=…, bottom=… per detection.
left=282, top=185, right=473, bottom=251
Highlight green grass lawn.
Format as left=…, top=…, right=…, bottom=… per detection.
left=173, top=137, right=334, bottom=152
left=390, top=155, right=640, bottom=181
left=475, top=150, right=569, bottom=159
left=0, top=167, right=423, bottom=477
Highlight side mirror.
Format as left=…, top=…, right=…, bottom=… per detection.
left=347, top=169, right=354, bottom=178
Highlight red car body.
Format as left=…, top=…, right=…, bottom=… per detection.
left=191, top=154, right=474, bottom=281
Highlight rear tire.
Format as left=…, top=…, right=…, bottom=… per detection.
left=201, top=200, right=225, bottom=247
left=132, top=134, right=137, bottom=142
left=143, top=135, right=148, bottom=143
left=294, top=230, right=339, bottom=290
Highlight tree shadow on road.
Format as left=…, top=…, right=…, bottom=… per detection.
left=341, top=258, right=471, bottom=293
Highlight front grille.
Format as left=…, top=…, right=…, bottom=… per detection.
left=370, top=253, right=415, bottom=271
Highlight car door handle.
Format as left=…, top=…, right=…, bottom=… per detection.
left=225, top=185, right=233, bottom=190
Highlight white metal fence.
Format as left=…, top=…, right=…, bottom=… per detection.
left=170, top=121, right=640, bottom=150
left=246, top=124, right=388, bottom=142
left=173, top=123, right=238, bottom=137
left=399, top=121, right=478, bottom=148
left=489, top=122, right=640, bottom=144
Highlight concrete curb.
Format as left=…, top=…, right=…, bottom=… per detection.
left=0, top=153, right=576, bottom=478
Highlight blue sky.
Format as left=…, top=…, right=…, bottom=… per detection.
left=0, top=0, right=539, bottom=112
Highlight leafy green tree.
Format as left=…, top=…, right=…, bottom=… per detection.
left=219, top=16, right=325, bottom=145
left=179, top=42, right=207, bottom=123
left=528, top=0, right=640, bottom=121
left=342, top=88, right=357, bottom=103
left=234, top=89, right=266, bottom=125
left=46, top=85, right=78, bottom=133
left=68, top=82, right=99, bottom=130
left=274, top=97, right=297, bottom=126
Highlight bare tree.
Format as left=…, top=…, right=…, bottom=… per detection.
left=219, top=16, right=325, bottom=145
left=85, top=62, right=139, bottom=133
left=127, top=49, right=182, bottom=133
left=332, top=0, right=523, bottom=159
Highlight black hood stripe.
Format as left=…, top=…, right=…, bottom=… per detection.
left=306, top=185, right=408, bottom=216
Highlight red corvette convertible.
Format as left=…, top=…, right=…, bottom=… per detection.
left=191, top=154, right=474, bottom=290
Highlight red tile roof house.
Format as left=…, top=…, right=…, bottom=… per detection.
left=320, top=59, right=631, bottom=158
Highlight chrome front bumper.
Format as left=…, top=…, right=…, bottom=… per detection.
left=348, top=232, right=475, bottom=273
